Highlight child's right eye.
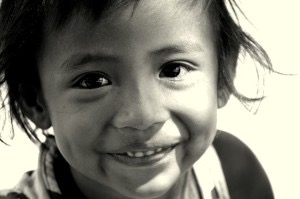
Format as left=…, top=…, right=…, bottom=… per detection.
left=73, top=72, right=111, bottom=89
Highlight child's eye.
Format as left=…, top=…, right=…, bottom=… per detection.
left=159, top=62, right=192, bottom=80
left=73, top=72, right=111, bottom=89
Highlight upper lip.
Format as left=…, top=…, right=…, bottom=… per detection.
left=106, top=143, right=179, bottom=154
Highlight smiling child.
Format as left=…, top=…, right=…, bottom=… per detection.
left=0, top=0, right=273, bottom=199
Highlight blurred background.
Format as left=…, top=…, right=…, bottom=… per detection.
left=1, top=0, right=300, bottom=198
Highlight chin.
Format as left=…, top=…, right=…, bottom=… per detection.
left=125, top=186, right=171, bottom=199
left=117, top=172, right=180, bottom=199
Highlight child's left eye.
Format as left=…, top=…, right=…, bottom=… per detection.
left=159, top=62, right=193, bottom=80
left=73, top=72, right=111, bottom=89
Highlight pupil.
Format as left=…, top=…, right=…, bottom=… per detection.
left=163, top=66, right=180, bottom=77
left=83, top=75, right=102, bottom=88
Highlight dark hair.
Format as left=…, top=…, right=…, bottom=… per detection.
left=0, top=0, right=272, bottom=143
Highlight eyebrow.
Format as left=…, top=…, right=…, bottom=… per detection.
left=59, top=53, right=119, bottom=72
left=59, top=41, right=203, bottom=72
left=150, top=42, right=203, bottom=58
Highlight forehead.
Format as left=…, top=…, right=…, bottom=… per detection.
left=45, top=0, right=207, bottom=32
left=38, top=0, right=214, bottom=71
left=43, top=0, right=211, bottom=45
left=45, top=0, right=208, bottom=42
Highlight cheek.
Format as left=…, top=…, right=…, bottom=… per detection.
left=47, top=102, right=107, bottom=163
left=169, top=83, right=218, bottom=166
left=50, top=111, right=91, bottom=157
left=170, top=83, right=218, bottom=133
left=49, top=106, right=107, bottom=145
left=180, top=103, right=217, bottom=164
left=49, top=109, right=110, bottom=184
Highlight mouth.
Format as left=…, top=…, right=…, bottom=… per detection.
left=107, top=144, right=178, bottom=167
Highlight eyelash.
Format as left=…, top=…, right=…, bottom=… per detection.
left=159, top=61, right=194, bottom=80
left=72, top=72, right=111, bottom=89
left=72, top=61, right=195, bottom=89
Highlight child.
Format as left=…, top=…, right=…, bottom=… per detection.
left=0, top=0, right=274, bottom=198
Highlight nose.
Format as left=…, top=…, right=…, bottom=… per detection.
left=111, top=81, right=169, bottom=131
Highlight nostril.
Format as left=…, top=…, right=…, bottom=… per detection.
left=111, top=104, right=159, bottom=130
left=113, top=117, right=160, bottom=132
left=133, top=121, right=165, bottom=132
left=110, top=89, right=169, bottom=131
left=114, top=121, right=165, bottom=135
left=111, top=105, right=170, bottom=130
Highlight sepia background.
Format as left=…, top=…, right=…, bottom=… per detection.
left=1, top=0, right=300, bottom=198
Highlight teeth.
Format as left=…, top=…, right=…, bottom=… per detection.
left=134, top=152, right=144, bottom=158
left=145, top=150, right=155, bottom=156
left=126, top=152, right=134, bottom=157
left=125, top=147, right=164, bottom=158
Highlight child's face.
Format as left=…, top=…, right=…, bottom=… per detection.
left=37, top=0, right=223, bottom=198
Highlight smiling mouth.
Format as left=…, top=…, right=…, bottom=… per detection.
left=113, top=147, right=167, bottom=157
left=107, top=145, right=177, bottom=166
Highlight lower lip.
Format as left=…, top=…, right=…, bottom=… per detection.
left=107, top=146, right=176, bottom=167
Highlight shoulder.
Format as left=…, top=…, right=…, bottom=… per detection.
left=0, top=171, right=33, bottom=199
left=0, top=192, right=29, bottom=199
left=213, top=130, right=274, bottom=199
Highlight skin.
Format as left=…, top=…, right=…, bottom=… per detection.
left=32, top=0, right=227, bottom=198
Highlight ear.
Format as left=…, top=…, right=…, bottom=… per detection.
left=217, top=58, right=236, bottom=109
left=21, top=92, right=51, bottom=129
left=217, top=86, right=231, bottom=109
